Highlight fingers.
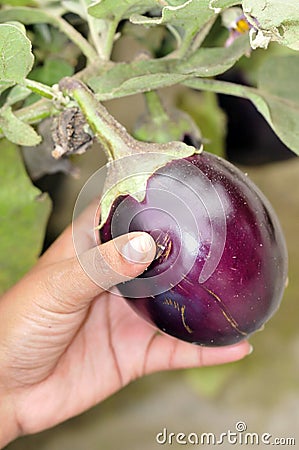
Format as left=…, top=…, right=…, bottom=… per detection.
left=143, top=333, right=252, bottom=375
left=34, top=232, right=156, bottom=312
left=1, top=232, right=156, bottom=323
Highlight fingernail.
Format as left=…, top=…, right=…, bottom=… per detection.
left=247, top=344, right=254, bottom=355
left=122, top=234, right=155, bottom=264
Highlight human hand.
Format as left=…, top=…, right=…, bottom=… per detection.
left=0, top=201, right=251, bottom=448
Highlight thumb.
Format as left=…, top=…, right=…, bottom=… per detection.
left=1, top=232, right=156, bottom=319
left=39, top=232, right=156, bottom=311
left=0, top=233, right=156, bottom=387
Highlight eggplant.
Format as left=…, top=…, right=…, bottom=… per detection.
left=59, top=78, right=288, bottom=347
left=100, top=152, right=288, bottom=346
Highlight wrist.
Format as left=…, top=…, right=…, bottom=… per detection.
left=0, top=392, right=20, bottom=448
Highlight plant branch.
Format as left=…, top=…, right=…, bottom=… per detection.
left=172, top=17, right=217, bottom=59
left=166, top=24, right=182, bottom=50
left=24, top=79, right=55, bottom=100
left=16, top=99, right=56, bottom=123
left=191, top=17, right=217, bottom=52
left=183, top=78, right=256, bottom=99
left=182, top=78, right=274, bottom=131
left=58, top=77, right=136, bottom=161
left=144, top=91, right=169, bottom=122
left=78, top=0, right=117, bottom=60
left=101, top=20, right=119, bottom=60
left=55, top=15, right=99, bottom=63
left=0, top=74, right=261, bottom=142
left=79, top=0, right=104, bottom=59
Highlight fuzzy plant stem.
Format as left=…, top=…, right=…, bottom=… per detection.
left=59, top=77, right=144, bottom=161
left=144, top=91, right=169, bottom=122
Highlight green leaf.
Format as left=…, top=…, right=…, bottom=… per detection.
left=132, top=0, right=214, bottom=28
left=5, top=85, right=32, bottom=106
left=0, top=106, right=41, bottom=146
left=243, top=0, right=299, bottom=50
left=0, top=82, right=15, bottom=96
left=131, top=0, right=219, bottom=53
left=88, top=0, right=159, bottom=58
left=0, top=6, right=60, bottom=24
left=254, top=55, right=299, bottom=153
left=178, top=34, right=250, bottom=75
left=0, top=140, right=51, bottom=293
left=4, top=20, right=26, bottom=34
left=0, top=23, right=34, bottom=83
left=89, top=35, right=249, bottom=100
left=88, top=0, right=158, bottom=22
left=89, top=59, right=188, bottom=99
left=258, top=55, right=299, bottom=104
left=89, top=0, right=228, bottom=57
left=184, top=54, right=299, bottom=155
left=209, top=0, right=241, bottom=11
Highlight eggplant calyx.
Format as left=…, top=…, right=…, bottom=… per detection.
left=59, top=77, right=201, bottom=228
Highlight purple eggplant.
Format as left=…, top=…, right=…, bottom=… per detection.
left=58, top=78, right=287, bottom=347
left=100, top=151, right=288, bottom=346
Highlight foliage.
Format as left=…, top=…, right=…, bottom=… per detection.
left=0, top=140, right=51, bottom=293
left=0, top=0, right=299, bottom=291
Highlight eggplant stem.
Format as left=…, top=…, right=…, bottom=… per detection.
left=58, top=77, right=141, bottom=161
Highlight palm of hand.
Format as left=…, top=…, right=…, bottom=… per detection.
left=10, top=289, right=163, bottom=435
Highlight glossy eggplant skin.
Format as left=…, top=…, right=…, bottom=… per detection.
left=100, top=152, right=288, bottom=346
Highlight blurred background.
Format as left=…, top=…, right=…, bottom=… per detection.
left=4, top=28, right=299, bottom=450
